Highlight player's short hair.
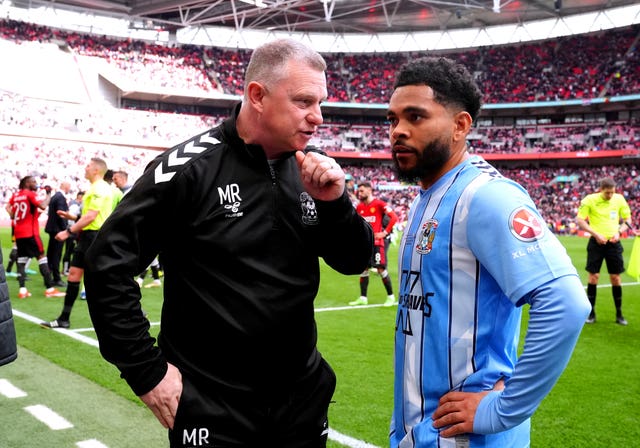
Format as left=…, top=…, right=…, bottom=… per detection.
left=393, top=56, right=483, bottom=122
left=599, top=177, right=616, bottom=189
left=244, top=38, right=326, bottom=98
left=91, top=157, right=108, bottom=176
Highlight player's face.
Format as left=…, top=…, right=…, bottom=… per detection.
left=84, top=161, right=97, bottom=180
left=357, top=186, right=371, bottom=201
left=387, top=85, right=455, bottom=183
left=113, top=173, right=126, bottom=188
left=26, top=178, right=37, bottom=191
left=258, top=60, right=327, bottom=155
left=600, top=187, right=615, bottom=201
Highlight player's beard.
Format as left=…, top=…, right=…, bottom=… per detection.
left=392, top=136, right=451, bottom=184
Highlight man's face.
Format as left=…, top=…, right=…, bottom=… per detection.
left=258, top=60, right=327, bottom=153
left=113, top=173, right=126, bottom=188
left=84, top=162, right=95, bottom=180
left=600, top=187, right=615, bottom=201
left=387, top=84, right=455, bottom=183
left=357, top=186, right=372, bottom=202
left=26, top=178, right=37, bottom=191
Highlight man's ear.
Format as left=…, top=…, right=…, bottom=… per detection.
left=246, top=81, right=267, bottom=113
left=453, top=110, right=473, bottom=143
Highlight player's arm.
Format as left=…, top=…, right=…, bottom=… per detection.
left=621, top=220, right=640, bottom=236
left=576, top=216, right=606, bottom=244
left=74, top=209, right=99, bottom=230
left=619, top=200, right=637, bottom=235
left=383, top=205, right=399, bottom=235
left=57, top=209, right=78, bottom=221
left=56, top=209, right=98, bottom=242
left=314, top=189, right=374, bottom=275
left=470, top=275, right=590, bottom=434
left=433, top=276, right=589, bottom=436
left=84, top=157, right=174, bottom=398
left=297, top=149, right=373, bottom=274
left=5, top=202, right=14, bottom=219
left=36, top=189, right=51, bottom=210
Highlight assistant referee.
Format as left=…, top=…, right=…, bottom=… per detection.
left=576, top=177, right=638, bottom=325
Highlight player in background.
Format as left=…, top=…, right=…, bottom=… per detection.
left=61, top=191, right=84, bottom=276
left=41, top=157, right=115, bottom=328
left=349, top=181, right=398, bottom=307
left=5, top=176, right=63, bottom=299
left=576, top=177, right=639, bottom=325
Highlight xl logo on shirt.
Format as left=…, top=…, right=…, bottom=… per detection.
left=509, top=207, right=544, bottom=242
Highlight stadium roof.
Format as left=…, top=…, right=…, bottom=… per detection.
left=8, top=0, right=639, bottom=34
left=5, top=0, right=640, bottom=52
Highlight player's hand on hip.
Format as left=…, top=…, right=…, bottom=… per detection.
left=432, top=389, right=493, bottom=437
left=295, top=150, right=345, bottom=201
left=140, top=362, right=183, bottom=429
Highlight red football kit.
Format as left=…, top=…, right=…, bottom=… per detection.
left=357, top=198, right=397, bottom=247
left=9, top=189, right=42, bottom=239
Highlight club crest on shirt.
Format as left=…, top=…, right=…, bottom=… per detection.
left=509, top=207, right=544, bottom=242
left=415, top=219, right=438, bottom=254
left=300, top=192, right=318, bottom=225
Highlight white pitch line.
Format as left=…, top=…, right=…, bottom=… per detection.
left=77, top=439, right=109, bottom=448
left=0, top=378, right=28, bottom=398
left=11, top=307, right=383, bottom=448
left=316, top=304, right=386, bottom=312
left=11, top=309, right=99, bottom=347
left=24, top=404, right=74, bottom=430
left=593, top=281, right=639, bottom=288
left=329, top=429, right=381, bottom=448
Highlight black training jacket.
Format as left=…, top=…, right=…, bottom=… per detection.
left=84, top=108, right=373, bottom=396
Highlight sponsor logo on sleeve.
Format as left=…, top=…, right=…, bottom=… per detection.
left=509, top=207, right=544, bottom=242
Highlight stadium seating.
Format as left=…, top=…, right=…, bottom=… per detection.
left=0, top=18, right=639, bottom=230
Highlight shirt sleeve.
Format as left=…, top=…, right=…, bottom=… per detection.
left=84, top=156, right=177, bottom=396
left=473, top=275, right=591, bottom=433
left=467, top=178, right=578, bottom=302
left=619, top=195, right=631, bottom=221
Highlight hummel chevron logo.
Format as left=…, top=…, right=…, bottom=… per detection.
left=154, top=134, right=221, bottom=184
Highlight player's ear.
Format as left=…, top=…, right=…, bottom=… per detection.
left=452, top=110, right=472, bottom=143
left=246, top=81, right=267, bottom=112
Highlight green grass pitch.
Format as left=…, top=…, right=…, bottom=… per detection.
left=1, top=226, right=638, bottom=447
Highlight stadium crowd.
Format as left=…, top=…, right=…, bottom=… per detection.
left=1, top=19, right=640, bottom=103
left=1, top=18, right=639, bottom=234
left=2, top=91, right=638, bottom=155
left=1, top=136, right=638, bottom=236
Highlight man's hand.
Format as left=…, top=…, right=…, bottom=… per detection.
left=432, top=379, right=504, bottom=438
left=295, top=150, right=345, bottom=201
left=55, top=230, right=69, bottom=242
left=57, top=210, right=76, bottom=221
left=140, top=363, right=183, bottom=429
